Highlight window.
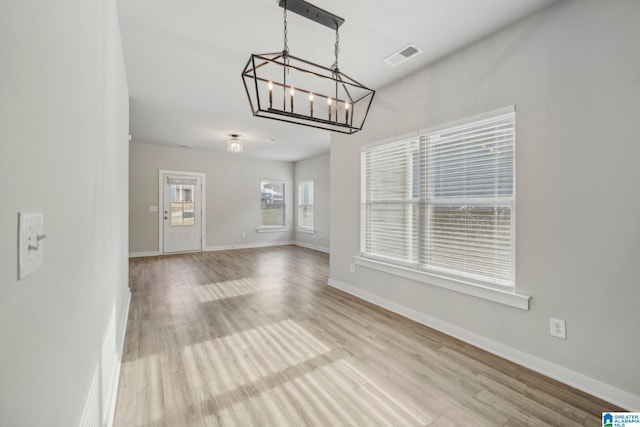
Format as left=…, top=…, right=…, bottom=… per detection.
left=297, top=179, right=314, bottom=231
left=169, top=182, right=195, bottom=226
left=362, top=110, right=515, bottom=288
left=260, top=179, right=286, bottom=229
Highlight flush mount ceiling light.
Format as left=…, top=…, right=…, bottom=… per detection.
left=227, top=134, right=243, bottom=153
left=242, top=0, right=375, bottom=134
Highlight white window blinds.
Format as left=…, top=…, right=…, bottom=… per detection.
left=362, top=138, right=420, bottom=266
left=362, top=110, right=515, bottom=288
left=297, top=180, right=314, bottom=229
left=167, top=177, right=198, bottom=186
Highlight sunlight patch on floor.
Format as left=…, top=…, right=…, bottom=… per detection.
left=194, top=278, right=279, bottom=303
left=181, top=318, right=330, bottom=392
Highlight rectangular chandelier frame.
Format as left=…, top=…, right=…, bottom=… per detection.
left=242, top=52, right=375, bottom=134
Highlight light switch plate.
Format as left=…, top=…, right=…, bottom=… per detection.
left=18, top=212, right=45, bottom=280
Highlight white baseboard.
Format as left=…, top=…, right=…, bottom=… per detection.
left=205, top=241, right=294, bottom=252
left=128, top=251, right=159, bottom=258
left=294, top=241, right=330, bottom=254
left=327, top=278, right=640, bottom=411
left=130, top=242, right=312, bottom=258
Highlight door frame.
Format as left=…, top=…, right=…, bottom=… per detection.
left=158, top=169, right=206, bottom=254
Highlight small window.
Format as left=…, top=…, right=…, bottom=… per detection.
left=297, top=179, right=314, bottom=231
left=260, top=179, right=286, bottom=228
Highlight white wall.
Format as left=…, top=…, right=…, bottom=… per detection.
left=129, top=143, right=295, bottom=254
left=0, top=0, right=130, bottom=425
left=330, top=0, right=640, bottom=409
left=294, top=152, right=330, bottom=252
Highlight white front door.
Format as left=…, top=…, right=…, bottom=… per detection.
left=162, top=173, right=202, bottom=253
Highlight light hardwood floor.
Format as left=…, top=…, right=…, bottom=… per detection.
left=114, top=246, right=620, bottom=426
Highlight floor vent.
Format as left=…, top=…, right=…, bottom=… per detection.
left=383, top=44, right=423, bottom=67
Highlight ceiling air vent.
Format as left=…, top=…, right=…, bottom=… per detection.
left=383, top=44, right=423, bottom=67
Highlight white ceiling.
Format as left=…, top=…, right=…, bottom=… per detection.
left=117, top=0, right=558, bottom=162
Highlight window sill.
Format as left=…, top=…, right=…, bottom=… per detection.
left=296, top=227, right=316, bottom=234
left=257, top=226, right=289, bottom=233
left=353, top=256, right=530, bottom=310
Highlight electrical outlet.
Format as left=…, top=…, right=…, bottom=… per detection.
left=349, top=263, right=355, bottom=273
left=241, top=232, right=246, bottom=239
left=550, top=318, right=566, bottom=339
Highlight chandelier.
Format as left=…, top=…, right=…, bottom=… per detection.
left=241, top=0, right=375, bottom=134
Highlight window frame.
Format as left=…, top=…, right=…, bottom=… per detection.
left=258, top=179, right=288, bottom=232
left=359, top=106, right=529, bottom=310
left=297, top=179, right=315, bottom=232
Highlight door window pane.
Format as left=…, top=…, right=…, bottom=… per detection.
left=171, top=184, right=195, bottom=226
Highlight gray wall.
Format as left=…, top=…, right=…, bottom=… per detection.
left=330, top=0, right=640, bottom=408
left=294, top=152, right=330, bottom=252
left=0, top=0, right=130, bottom=425
left=129, top=143, right=295, bottom=254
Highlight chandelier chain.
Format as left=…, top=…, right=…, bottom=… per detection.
left=282, top=1, right=289, bottom=56
left=332, top=27, right=340, bottom=72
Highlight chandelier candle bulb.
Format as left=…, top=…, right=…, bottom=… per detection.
left=268, top=81, right=274, bottom=108
left=327, top=97, right=332, bottom=120
left=345, top=102, right=350, bottom=124
left=290, top=87, right=295, bottom=112
left=309, top=93, right=314, bottom=116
